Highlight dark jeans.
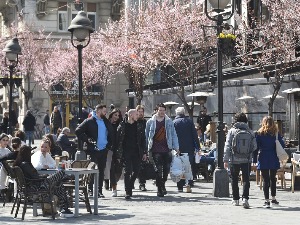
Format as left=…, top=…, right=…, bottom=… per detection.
left=152, top=152, right=172, bottom=188
left=123, top=151, right=141, bottom=194
left=138, top=161, right=147, bottom=185
left=231, top=163, right=251, bottom=200
left=261, top=169, right=277, bottom=200
left=88, top=149, right=108, bottom=193
left=110, top=154, right=118, bottom=186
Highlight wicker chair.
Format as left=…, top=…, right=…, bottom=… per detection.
left=12, top=166, right=56, bottom=220
left=63, top=161, right=94, bottom=214
left=1, top=160, right=15, bottom=208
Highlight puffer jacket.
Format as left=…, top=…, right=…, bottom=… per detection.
left=223, top=122, right=257, bottom=164
left=145, top=114, right=179, bottom=152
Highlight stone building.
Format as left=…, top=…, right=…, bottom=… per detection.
left=0, top=0, right=129, bottom=137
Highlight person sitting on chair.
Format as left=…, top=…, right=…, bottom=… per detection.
left=13, top=145, right=74, bottom=217
left=31, top=139, right=56, bottom=170
left=57, top=127, right=77, bottom=160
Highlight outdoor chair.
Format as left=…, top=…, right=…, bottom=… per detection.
left=291, top=153, right=300, bottom=193
left=63, top=161, right=94, bottom=213
left=12, top=166, right=56, bottom=220
left=196, top=161, right=210, bottom=182
left=1, top=160, right=15, bottom=208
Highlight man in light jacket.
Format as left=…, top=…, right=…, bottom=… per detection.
left=223, top=113, right=257, bottom=209
left=145, top=103, right=179, bottom=197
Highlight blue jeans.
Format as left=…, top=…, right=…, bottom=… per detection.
left=44, top=125, right=50, bottom=134
left=25, top=131, right=34, bottom=147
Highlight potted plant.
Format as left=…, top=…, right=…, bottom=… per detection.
left=218, top=33, right=236, bottom=56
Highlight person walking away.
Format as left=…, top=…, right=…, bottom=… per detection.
left=57, top=127, right=77, bottom=160
left=22, top=110, right=36, bottom=147
left=224, top=113, right=256, bottom=209
left=136, top=105, right=148, bottom=191
left=43, top=110, right=50, bottom=134
left=256, top=116, right=283, bottom=208
left=145, top=103, right=179, bottom=197
left=116, top=109, right=147, bottom=199
left=51, top=106, right=62, bottom=135
left=196, top=107, right=211, bottom=143
left=75, top=104, right=113, bottom=198
left=173, top=107, right=200, bottom=192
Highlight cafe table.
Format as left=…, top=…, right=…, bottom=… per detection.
left=37, top=168, right=99, bottom=217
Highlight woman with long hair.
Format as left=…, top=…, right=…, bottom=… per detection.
left=103, top=109, right=122, bottom=197
left=31, top=139, right=56, bottom=170
left=44, top=134, right=62, bottom=156
left=13, top=145, right=73, bottom=217
left=256, top=116, right=284, bottom=208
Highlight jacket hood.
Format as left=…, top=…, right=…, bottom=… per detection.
left=233, top=122, right=249, bottom=130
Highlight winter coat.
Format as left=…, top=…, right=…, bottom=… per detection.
left=223, top=122, right=257, bottom=164
left=75, top=112, right=113, bottom=153
left=173, top=115, right=200, bottom=153
left=50, top=111, right=62, bottom=128
left=145, top=114, right=179, bottom=152
left=43, top=113, right=50, bottom=126
left=256, top=133, right=284, bottom=170
left=22, top=113, right=36, bottom=131
left=116, top=118, right=146, bottom=159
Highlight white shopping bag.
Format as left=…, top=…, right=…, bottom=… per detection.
left=170, top=155, right=184, bottom=183
left=180, top=153, right=193, bottom=181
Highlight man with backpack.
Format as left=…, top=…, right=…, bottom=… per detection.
left=223, top=113, right=257, bottom=209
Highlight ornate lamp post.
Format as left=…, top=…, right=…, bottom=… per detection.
left=2, top=37, right=22, bottom=135
left=204, top=0, right=235, bottom=197
left=68, top=11, right=94, bottom=159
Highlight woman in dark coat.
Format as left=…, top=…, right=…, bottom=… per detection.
left=256, top=116, right=284, bottom=208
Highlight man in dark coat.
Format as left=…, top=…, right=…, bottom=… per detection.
left=173, top=107, right=200, bottom=191
left=43, top=110, right=50, bottom=134
left=57, top=127, right=77, bottom=160
left=75, top=104, right=113, bottom=198
left=50, top=106, right=62, bottom=135
left=116, top=109, right=147, bottom=199
left=22, top=110, right=36, bottom=147
left=196, top=107, right=211, bottom=143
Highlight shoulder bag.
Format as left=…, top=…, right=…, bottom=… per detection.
left=275, top=132, right=288, bottom=162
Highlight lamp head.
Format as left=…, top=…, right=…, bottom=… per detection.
left=208, top=0, right=231, bottom=13
left=2, top=37, right=22, bottom=62
left=68, top=11, right=94, bottom=42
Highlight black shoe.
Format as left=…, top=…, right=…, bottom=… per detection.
left=178, top=188, right=183, bottom=192
left=157, top=187, right=164, bottom=197
left=162, top=185, right=167, bottom=195
left=104, top=180, right=109, bottom=190
left=98, top=193, right=105, bottom=198
left=125, top=194, right=131, bottom=200
left=263, top=201, right=270, bottom=208
left=271, top=199, right=279, bottom=206
left=139, top=184, right=147, bottom=192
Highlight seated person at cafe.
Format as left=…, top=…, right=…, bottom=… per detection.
left=44, top=134, right=62, bottom=156
left=31, top=139, right=56, bottom=170
left=13, top=145, right=74, bottom=217
left=198, top=144, right=216, bottom=178
left=57, top=127, right=77, bottom=160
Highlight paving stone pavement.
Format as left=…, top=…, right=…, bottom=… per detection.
left=0, top=175, right=299, bottom=225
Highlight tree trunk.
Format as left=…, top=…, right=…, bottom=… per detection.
left=268, top=99, right=274, bottom=117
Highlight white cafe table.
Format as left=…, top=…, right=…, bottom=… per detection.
left=37, top=168, right=99, bottom=217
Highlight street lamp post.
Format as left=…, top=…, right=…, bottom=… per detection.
left=68, top=11, right=94, bottom=160
left=204, top=0, right=235, bottom=197
left=2, top=37, right=22, bottom=135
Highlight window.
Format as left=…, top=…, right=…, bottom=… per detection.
left=58, top=2, right=97, bottom=32
left=58, top=2, right=68, bottom=31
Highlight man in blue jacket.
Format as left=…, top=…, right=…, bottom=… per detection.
left=145, top=103, right=179, bottom=197
left=173, top=107, right=200, bottom=191
left=76, top=104, right=113, bottom=198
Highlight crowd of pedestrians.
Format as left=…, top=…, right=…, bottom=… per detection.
left=0, top=102, right=287, bottom=219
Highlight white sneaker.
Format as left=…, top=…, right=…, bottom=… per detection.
left=232, top=200, right=239, bottom=206
left=111, top=190, right=117, bottom=197
left=242, top=199, right=250, bottom=209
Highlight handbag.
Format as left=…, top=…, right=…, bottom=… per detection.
left=275, top=132, right=288, bottom=162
